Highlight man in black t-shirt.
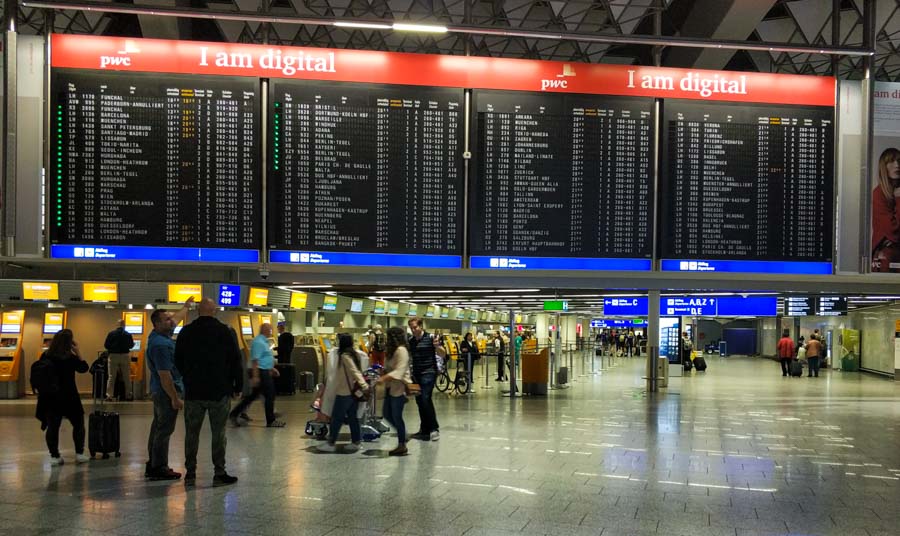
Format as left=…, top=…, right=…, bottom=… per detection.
left=408, top=317, right=445, bottom=442
left=276, top=323, right=294, bottom=365
left=104, top=319, right=134, bottom=401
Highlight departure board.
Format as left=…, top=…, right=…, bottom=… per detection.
left=661, top=100, right=834, bottom=262
left=50, top=70, right=261, bottom=251
left=269, top=81, right=463, bottom=255
left=470, top=90, right=653, bottom=259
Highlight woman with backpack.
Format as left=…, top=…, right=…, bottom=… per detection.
left=376, top=326, right=412, bottom=456
left=318, top=333, right=368, bottom=453
left=34, top=329, right=89, bottom=466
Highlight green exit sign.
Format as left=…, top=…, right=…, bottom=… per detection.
left=543, top=300, right=568, bottom=311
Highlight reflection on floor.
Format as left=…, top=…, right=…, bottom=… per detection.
left=0, top=355, right=898, bottom=536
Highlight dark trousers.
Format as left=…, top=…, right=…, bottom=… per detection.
left=780, top=358, right=792, bottom=376
left=328, top=394, right=361, bottom=444
left=807, top=356, right=820, bottom=377
left=496, top=354, right=506, bottom=380
left=230, top=369, right=276, bottom=425
left=414, top=371, right=439, bottom=434
left=147, top=391, right=179, bottom=471
left=184, top=397, right=230, bottom=475
left=45, top=412, right=85, bottom=457
left=383, top=394, right=407, bottom=445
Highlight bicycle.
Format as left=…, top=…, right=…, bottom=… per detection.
left=436, top=357, right=471, bottom=395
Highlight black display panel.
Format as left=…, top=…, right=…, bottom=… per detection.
left=785, top=296, right=814, bottom=316
left=268, top=81, right=464, bottom=254
left=51, top=70, right=261, bottom=249
left=661, top=100, right=834, bottom=262
left=817, top=296, right=847, bottom=316
left=470, top=90, right=654, bottom=258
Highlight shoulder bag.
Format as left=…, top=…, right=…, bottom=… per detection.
left=341, top=356, right=369, bottom=403
left=403, top=351, right=421, bottom=397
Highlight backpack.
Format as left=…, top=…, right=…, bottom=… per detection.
left=30, top=356, right=59, bottom=395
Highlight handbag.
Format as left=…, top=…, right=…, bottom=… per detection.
left=341, top=357, right=369, bottom=403
left=403, top=353, right=421, bottom=396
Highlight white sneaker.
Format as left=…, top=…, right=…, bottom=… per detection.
left=430, top=431, right=440, bottom=441
left=317, top=442, right=336, bottom=453
left=75, top=453, right=90, bottom=464
left=49, top=456, right=64, bottom=466
left=345, top=443, right=360, bottom=453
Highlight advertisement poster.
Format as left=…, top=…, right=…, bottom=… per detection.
left=840, top=328, right=860, bottom=372
left=872, top=82, right=900, bottom=272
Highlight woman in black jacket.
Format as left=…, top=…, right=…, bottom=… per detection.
left=36, top=329, right=89, bottom=466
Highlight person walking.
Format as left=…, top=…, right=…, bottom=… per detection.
left=776, top=330, right=795, bottom=377
left=104, top=319, right=134, bottom=401
left=805, top=334, right=823, bottom=378
left=408, top=317, right=444, bottom=441
left=493, top=332, right=506, bottom=381
left=174, top=298, right=243, bottom=486
left=230, top=323, right=286, bottom=428
left=377, top=327, right=412, bottom=456
left=35, top=329, right=89, bottom=466
left=145, top=299, right=193, bottom=480
left=318, top=334, right=368, bottom=453
left=276, top=322, right=294, bottom=365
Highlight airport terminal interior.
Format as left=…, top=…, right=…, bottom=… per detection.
left=3, top=0, right=900, bottom=535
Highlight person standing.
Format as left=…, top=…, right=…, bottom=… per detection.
left=681, top=332, right=693, bottom=365
left=377, top=327, right=412, bottom=456
left=408, top=317, right=444, bottom=442
left=174, top=298, right=243, bottom=486
left=104, top=319, right=134, bottom=401
left=276, top=322, right=294, bottom=365
left=805, top=334, right=823, bottom=378
left=368, top=324, right=387, bottom=368
left=776, top=330, right=795, bottom=377
left=145, top=298, right=193, bottom=480
left=35, top=329, right=89, bottom=466
left=460, top=332, right=479, bottom=384
left=230, top=323, right=286, bottom=428
left=493, top=332, right=506, bottom=381
left=318, top=334, right=368, bottom=452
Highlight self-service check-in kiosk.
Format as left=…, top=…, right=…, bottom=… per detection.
left=0, top=311, right=25, bottom=399
left=237, top=314, right=254, bottom=395
left=42, top=312, right=67, bottom=350
left=123, top=312, right=147, bottom=400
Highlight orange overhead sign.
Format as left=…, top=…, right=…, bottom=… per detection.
left=168, top=284, right=202, bottom=303
left=248, top=287, right=269, bottom=306
left=22, top=282, right=58, bottom=301
left=83, top=282, right=118, bottom=303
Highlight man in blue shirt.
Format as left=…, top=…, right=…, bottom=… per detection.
left=145, top=297, right=193, bottom=481
left=229, top=323, right=285, bottom=428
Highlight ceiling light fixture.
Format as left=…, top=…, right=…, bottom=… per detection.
left=392, top=22, right=448, bottom=33
left=334, top=21, right=392, bottom=30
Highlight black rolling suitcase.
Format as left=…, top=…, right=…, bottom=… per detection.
left=297, top=371, right=315, bottom=392
left=89, top=365, right=120, bottom=459
left=694, top=355, right=707, bottom=372
left=274, top=364, right=296, bottom=396
left=790, top=359, right=803, bottom=377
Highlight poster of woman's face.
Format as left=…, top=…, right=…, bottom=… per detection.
left=871, top=137, right=900, bottom=272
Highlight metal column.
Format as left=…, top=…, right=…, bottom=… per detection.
left=647, top=290, right=661, bottom=392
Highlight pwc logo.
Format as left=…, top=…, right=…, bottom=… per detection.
left=100, top=40, right=141, bottom=69
left=540, top=63, right=575, bottom=91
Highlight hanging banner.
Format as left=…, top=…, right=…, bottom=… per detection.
left=872, top=82, right=900, bottom=272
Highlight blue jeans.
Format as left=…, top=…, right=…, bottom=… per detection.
left=329, top=395, right=360, bottom=444
left=383, top=394, right=407, bottom=445
left=413, top=371, right=439, bottom=434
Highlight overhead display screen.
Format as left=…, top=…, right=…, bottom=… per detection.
left=49, top=70, right=261, bottom=262
left=785, top=296, right=814, bottom=317
left=660, top=100, right=834, bottom=273
left=469, top=90, right=653, bottom=271
left=816, top=296, right=847, bottom=316
left=267, top=80, right=464, bottom=268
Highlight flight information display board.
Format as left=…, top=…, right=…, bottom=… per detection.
left=268, top=80, right=464, bottom=268
left=50, top=70, right=261, bottom=262
left=469, top=90, right=653, bottom=271
left=660, top=100, right=834, bottom=274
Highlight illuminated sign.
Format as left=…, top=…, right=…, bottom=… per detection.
left=168, top=284, right=202, bottom=304
left=350, top=299, right=364, bottom=313
left=22, top=282, right=59, bottom=301
left=0, top=312, right=22, bottom=334
left=543, top=300, right=569, bottom=311
left=83, top=282, right=118, bottom=303
left=373, top=301, right=386, bottom=314
left=248, top=287, right=269, bottom=307
left=217, top=284, right=241, bottom=307
left=123, top=312, right=144, bottom=335
left=259, top=314, right=272, bottom=327
left=407, top=304, right=418, bottom=316
left=388, top=302, right=399, bottom=315
left=603, top=297, right=648, bottom=316
left=426, top=306, right=435, bottom=318
left=323, top=295, right=338, bottom=311
left=289, top=292, right=308, bottom=309
left=239, top=315, right=252, bottom=336
left=43, top=313, right=65, bottom=335
left=173, top=320, right=184, bottom=335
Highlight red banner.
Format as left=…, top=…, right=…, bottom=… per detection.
left=51, top=34, right=835, bottom=106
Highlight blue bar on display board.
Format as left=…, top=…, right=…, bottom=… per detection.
left=470, top=256, right=652, bottom=271
left=50, top=245, right=259, bottom=263
left=661, top=259, right=832, bottom=275
left=269, top=250, right=462, bottom=269
left=715, top=296, right=778, bottom=316
left=603, top=297, right=649, bottom=316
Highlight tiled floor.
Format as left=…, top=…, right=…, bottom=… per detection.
left=1, top=355, right=899, bottom=536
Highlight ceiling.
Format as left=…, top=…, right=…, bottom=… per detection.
left=13, top=0, right=900, bottom=80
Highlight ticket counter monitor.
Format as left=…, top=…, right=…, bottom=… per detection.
left=237, top=315, right=254, bottom=395
left=42, top=312, right=67, bottom=350
left=0, top=311, right=25, bottom=399
left=123, top=312, right=148, bottom=399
